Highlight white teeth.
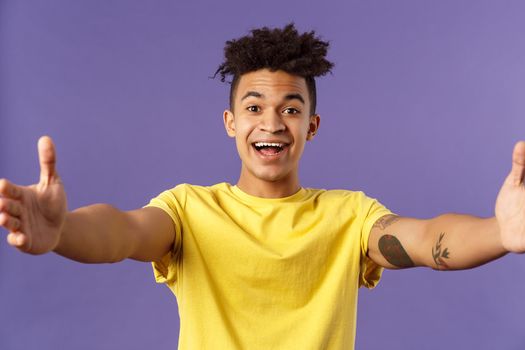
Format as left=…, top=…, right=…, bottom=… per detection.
left=254, top=142, right=284, bottom=147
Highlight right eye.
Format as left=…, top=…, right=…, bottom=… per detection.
left=247, top=105, right=260, bottom=113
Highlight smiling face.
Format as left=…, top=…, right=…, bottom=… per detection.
left=223, top=69, right=320, bottom=197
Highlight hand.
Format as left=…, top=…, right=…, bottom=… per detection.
left=496, top=141, right=525, bottom=253
left=0, top=136, right=67, bottom=254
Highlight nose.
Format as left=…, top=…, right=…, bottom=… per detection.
left=259, top=110, right=285, bottom=133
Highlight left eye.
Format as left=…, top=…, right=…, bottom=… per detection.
left=283, top=108, right=299, bottom=114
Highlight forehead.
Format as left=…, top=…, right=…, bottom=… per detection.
left=235, top=69, right=308, bottom=101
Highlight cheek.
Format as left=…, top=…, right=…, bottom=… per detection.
left=235, top=122, right=251, bottom=136
left=290, top=125, right=310, bottom=155
left=233, top=122, right=253, bottom=151
left=291, top=122, right=310, bottom=142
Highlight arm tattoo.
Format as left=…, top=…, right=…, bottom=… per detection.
left=432, top=232, right=450, bottom=270
left=378, top=235, right=415, bottom=268
left=373, top=214, right=400, bottom=230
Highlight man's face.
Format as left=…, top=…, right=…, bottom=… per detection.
left=223, top=69, right=320, bottom=185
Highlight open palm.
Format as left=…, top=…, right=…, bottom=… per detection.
left=496, top=141, right=525, bottom=253
left=0, top=136, right=67, bottom=254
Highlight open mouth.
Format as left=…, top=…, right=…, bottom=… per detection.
left=252, top=142, right=289, bottom=156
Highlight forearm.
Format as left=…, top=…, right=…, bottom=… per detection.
left=54, top=204, right=137, bottom=263
left=421, top=214, right=507, bottom=270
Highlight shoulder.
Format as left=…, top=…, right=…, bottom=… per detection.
left=161, top=182, right=233, bottom=203
left=304, top=188, right=379, bottom=214
left=309, top=188, right=372, bottom=203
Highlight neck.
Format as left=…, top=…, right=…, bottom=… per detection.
left=236, top=167, right=301, bottom=199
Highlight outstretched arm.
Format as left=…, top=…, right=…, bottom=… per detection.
left=368, top=214, right=506, bottom=270
left=55, top=205, right=175, bottom=263
left=368, top=141, right=525, bottom=270
left=0, top=136, right=175, bottom=263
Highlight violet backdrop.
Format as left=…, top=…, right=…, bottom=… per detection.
left=1, top=1, right=525, bottom=349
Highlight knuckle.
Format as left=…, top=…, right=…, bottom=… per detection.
left=12, top=218, right=20, bottom=231
left=12, top=202, right=21, bottom=216
left=0, top=212, right=7, bottom=225
left=10, top=186, right=19, bottom=198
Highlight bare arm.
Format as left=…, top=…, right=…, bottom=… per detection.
left=55, top=205, right=175, bottom=263
left=368, top=141, right=525, bottom=270
left=0, top=136, right=175, bottom=263
left=368, top=214, right=506, bottom=270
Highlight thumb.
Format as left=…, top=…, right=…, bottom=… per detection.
left=508, top=140, right=525, bottom=186
left=38, top=136, right=58, bottom=185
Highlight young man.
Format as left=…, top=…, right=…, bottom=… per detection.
left=1, top=24, right=524, bottom=349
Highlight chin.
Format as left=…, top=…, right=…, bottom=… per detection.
left=252, top=168, right=291, bottom=183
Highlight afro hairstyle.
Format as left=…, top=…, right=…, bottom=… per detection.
left=214, top=23, right=334, bottom=115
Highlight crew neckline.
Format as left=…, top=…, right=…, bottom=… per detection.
left=230, top=184, right=307, bottom=204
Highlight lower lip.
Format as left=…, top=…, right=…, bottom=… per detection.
left=252, top=145, right=289, bottom=160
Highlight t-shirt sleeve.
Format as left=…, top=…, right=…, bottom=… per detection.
left=144, top=185, right=185, bottom=285
left=359, top=194, right=394, bottom=289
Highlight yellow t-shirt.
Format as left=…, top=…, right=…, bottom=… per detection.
left=146, top=183, right=392, bottom=350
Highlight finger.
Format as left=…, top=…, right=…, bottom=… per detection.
left=0, top=178, right=22, bottom=199
left=6, top=232, right=28, bottom=248
left=0, top=212, right=21, bottom=232
left=38, top=135, right=57, bottom=185
left=510, top=141, right=525, bottom=186
left=0, top=198, right=22, bottom=217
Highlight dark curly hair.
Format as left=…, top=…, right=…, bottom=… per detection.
left=214, top=23, right=334, bottom=115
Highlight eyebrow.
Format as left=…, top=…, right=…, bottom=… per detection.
left=241, top=91, right=263, bottom=101
left=284, top=93, right=305, bottom=104
left=240, top=91, right=305, bottom=104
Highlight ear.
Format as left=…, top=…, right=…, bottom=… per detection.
left=306, top=114, right=321, bottom=141
left=223, top=109, right=236, bottom=138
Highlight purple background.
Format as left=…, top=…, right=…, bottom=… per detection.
left=1, top=1, right=525, bottom=349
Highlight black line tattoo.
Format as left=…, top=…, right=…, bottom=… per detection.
left=373, top=214, right=400, bottom=230
left=378, top=234, right=415, bottom=268
left=432, top=232, right=450, bottom=270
